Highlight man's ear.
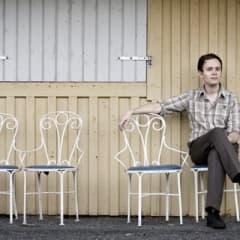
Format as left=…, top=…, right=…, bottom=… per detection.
left=198, top=70, right=203, bottom=78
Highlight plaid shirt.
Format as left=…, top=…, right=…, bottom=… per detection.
left=159, top=86, right=240, bottom=143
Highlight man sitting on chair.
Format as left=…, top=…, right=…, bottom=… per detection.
left=119, top=53, right=240, bottom=229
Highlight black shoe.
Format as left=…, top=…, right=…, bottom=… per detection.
left=206, top=208, right=226, bottom=229
left=233, top=173, right=240, bottom=183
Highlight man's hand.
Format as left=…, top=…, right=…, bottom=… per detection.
left=227, top=132, right=240, bottom=143
left=119, top=102, right=161, bottom=131
left=119, top=110, right=133, bottom=130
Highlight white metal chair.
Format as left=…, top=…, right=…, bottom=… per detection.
left=115, top=114, right=189, bottom=226
left=0, top=113, right=20, bottom=223
left=21, top=111, right=84, bottom=225
left=191, top=164, right=240, bottom=222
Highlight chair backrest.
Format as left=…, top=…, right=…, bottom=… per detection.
left=39, top=111, right=83, bottom=166
left=0, top=113, right=18, bottom=165
left=115, top=114, right=166, bottom=169
left=115, top=113, right=188, bottom=171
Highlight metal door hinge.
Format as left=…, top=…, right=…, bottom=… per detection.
left=118, top=56, right=152, bottom=66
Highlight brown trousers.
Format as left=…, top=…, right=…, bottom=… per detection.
left=189, top=128, right=240, bottom=211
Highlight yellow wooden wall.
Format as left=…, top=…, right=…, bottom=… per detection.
left=147, top=0, right=240, bottom=217
left=0, top=0, right=240, bottom=217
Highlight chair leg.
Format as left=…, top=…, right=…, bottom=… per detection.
left=73, top=171, right=79, bottom=222
left=138, top=174, right=142, bottom=227
left=127, top=174, right=131, bottom=224
left=9, top=172, right=13, bottom=224
left=193, top=171, right=199, bottom=222
left=177, top=172, right=183, bottom=225
left=59, top=173, right=64, bottom=226
left=37, top=172, right=43, bottom=220
left=199, top=173, right=206, bottom=219
left=13, top=173, right=18, bottom=220
left=233, top=183, right=240, bottom=222
left=165, top=173, right=170, bottom=222
left=23, top=171, right=27, bottom=224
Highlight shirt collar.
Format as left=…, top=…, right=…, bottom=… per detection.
left=198, top=84, right=226, bottom=99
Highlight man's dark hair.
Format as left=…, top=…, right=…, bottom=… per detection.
left=197, top=53, right=222, bottom=72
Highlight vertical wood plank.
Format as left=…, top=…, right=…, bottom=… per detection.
left=110, top=0, right=122, bottom=82
left=150, top=104, right=161, bottom=216
left=0, top=98, right=6, bottom=213
left=78, top=97, right=89, bottom=214
left=56, top=97, right=69, bottom=214
left=84, top=0, right=96, bottom=82
left=67, top=96, right=78, bottom=214
left=17, top=0, right=30, bottom=81
left=30, top=0, right=43, bottom=81
left=190, top=0, right=199, bottom=88
left=98, top=98, right=110, bottom=214
left=47, top=96, right=57, bottom=214
left=122, top=0, right=135, bottom=82
left=147, top=0, right=162, bottom=100
left=180, top=0, right=190, bottom=92
left=218, top=0, right=228, bottom=211
left=17, top=97, right=35, bottom=213
left=135, top=0, right=147, bottom=82
left=70, top=0, right=84, bottom=82
left=160, top=0, right=172, bottom=215
left=6, top=97, right=15, bottom=163
left=218, top=0, right=227, bottom=86
left=109, top=97, right=119, bottom=215
left=225, top=0, right=237, bottom=215
left=118, top=97, right=130, bottom=215
left=129, top=97, right=147, bottom=215
left=88, top=96, right=98, bottom=214
left=35, top=97, right=48, bottom=214
left=226, top=0, right=237, bottom=91
left=170, top=0, right=181, bottom=216
left=0, top=0, right=3, bottom=81
left=161, top=0, right=171, bottom=99
left=5, top=0, right=17, bottom=81
left=56, top=0, right=69, bottom=81
left=1, top=97, right=15, bottom=212
left=43, top=0, right=56, bottom=81
left=171, top=0, right=181, bottom=96
left=180, top=0, right=194, bottom=216
left=96, top=0, right=109, bottom=82
left=209, top=0, right=218, bottom=52
left=199, top=0, right=208, bottom=54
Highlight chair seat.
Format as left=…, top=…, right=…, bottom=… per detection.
left=128, top=164, right=181, bottom=173
left=191, top=164, right=208, bottom=171
left=24, top=165, right=76, bottom=172
left=0, top=165, right=19, bottom=170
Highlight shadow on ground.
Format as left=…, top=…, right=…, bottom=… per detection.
left=0, top=215, right=239, bottom=240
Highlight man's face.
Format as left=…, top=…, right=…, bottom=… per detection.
left=199, top=58, right=222, bottom=86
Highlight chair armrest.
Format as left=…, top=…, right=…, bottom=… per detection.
left=163, top=142, right=189, bottom=167
left=114, top=143, right=129, bottom=172
left=14, top=144, right=44, bottom=167
left=72, top=144, right=84, bottom=168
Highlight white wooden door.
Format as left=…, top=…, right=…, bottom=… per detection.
left=0, top=0, right=147, bottom=82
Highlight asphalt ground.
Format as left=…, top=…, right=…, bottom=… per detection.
left=0, top=215, right=240, bottom=240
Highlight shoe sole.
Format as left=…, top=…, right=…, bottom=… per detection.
left=207, top=223, right=226, bottom=229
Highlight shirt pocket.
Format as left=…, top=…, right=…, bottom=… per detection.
left=214, top=104, right=228, bottom=126
left=192, top=102, right=206, bottom=127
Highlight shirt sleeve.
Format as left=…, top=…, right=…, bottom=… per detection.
left=159, top=91, right=190, bottom=115
left=227, top=94, right=240, bottom=133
